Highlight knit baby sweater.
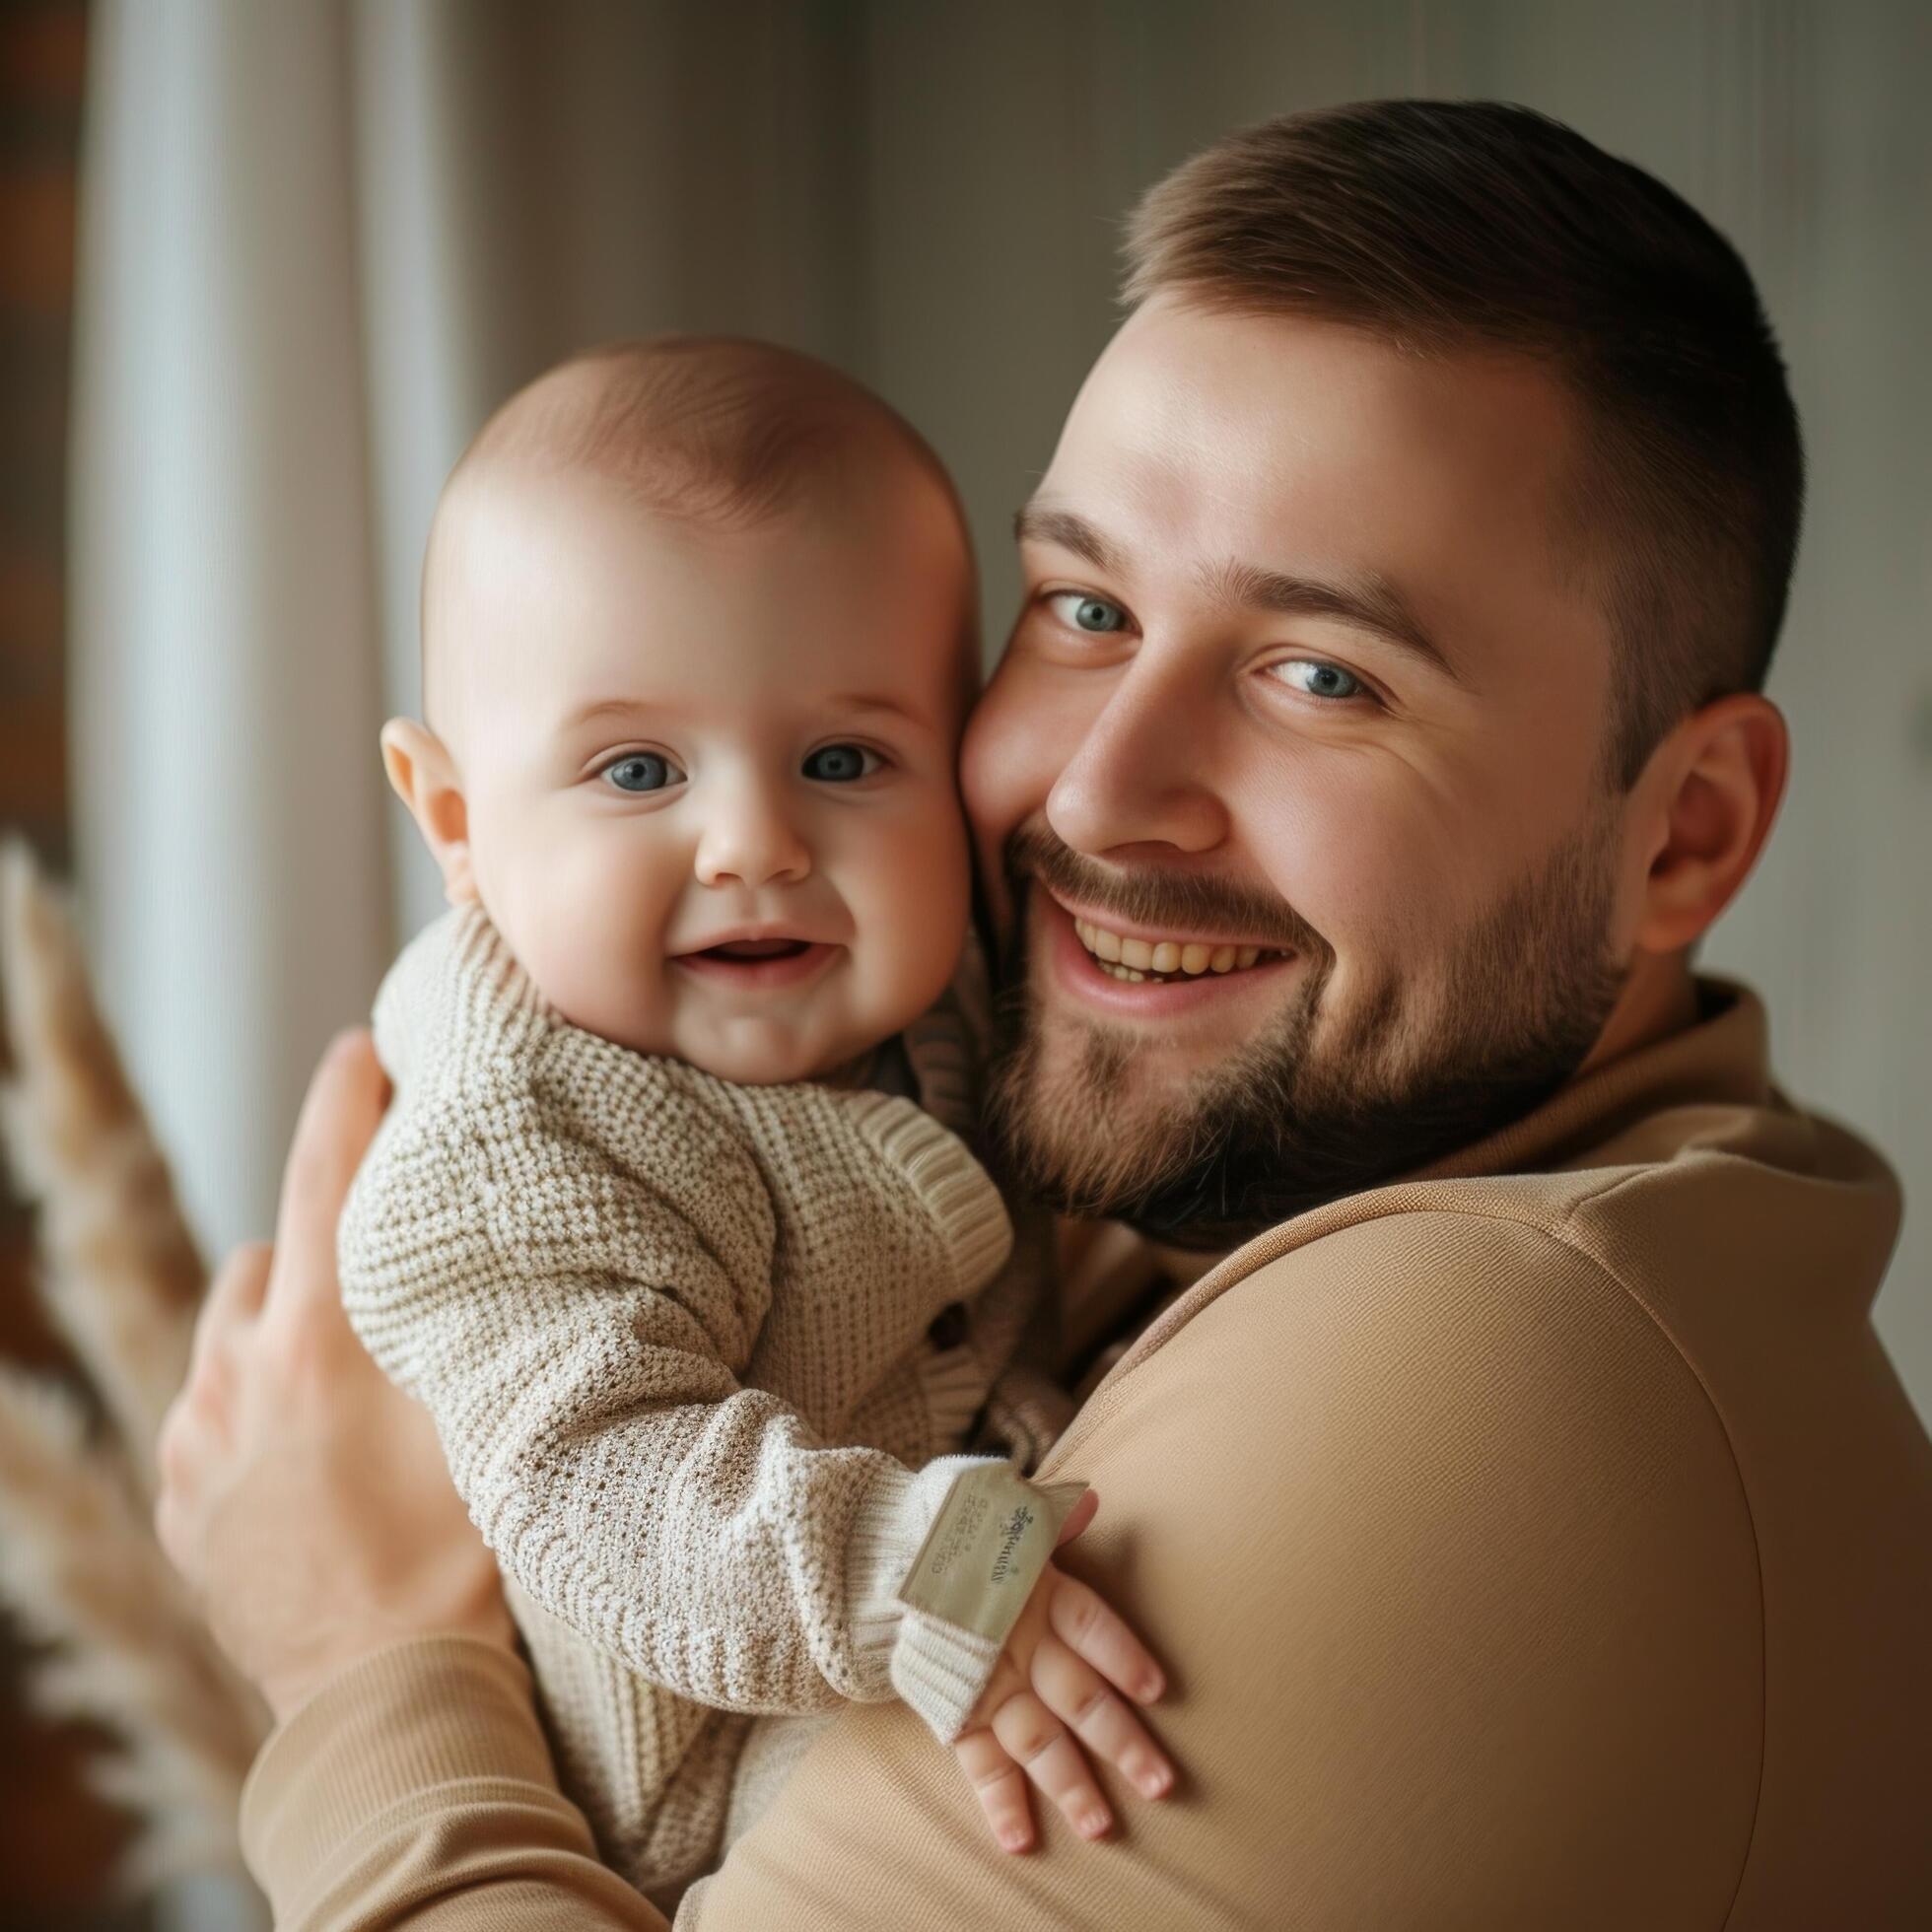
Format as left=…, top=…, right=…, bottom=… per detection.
left=338, top=905, right=1037, bottom=1898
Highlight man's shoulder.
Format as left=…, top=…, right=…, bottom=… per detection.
left=1074, top=1193, right=1742, bottom=1500
left=1095, top=1162, right=1692, bottom=1416
left=986, top=1195, right=1763, bottom=1925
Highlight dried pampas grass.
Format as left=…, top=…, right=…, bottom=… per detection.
left=0, top=838, right=268, bottom=1901
left=0, top=1367, right=267, bottom=1889
left=0, top=840, right=203, bottom=1493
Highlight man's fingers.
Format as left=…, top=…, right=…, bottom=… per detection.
left=175, top=1243, right=275, bottom=1446
left=1029, top=1632, right=1174, bottom=1801
left=266, top=1028, right=388, bottom=1326
left=1048, top=1569, right=1166, bottom=1704
left=189, top=1242, right=274, bottom=1375
left=990, top=1690, right=1113, bottom=1841
left=152, top=1475, right=190, bottom=1582
left=953, top=1726, right=1035, bottom=1854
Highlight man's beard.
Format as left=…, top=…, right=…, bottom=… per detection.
left=984, top=813, right=1627, bottom=1250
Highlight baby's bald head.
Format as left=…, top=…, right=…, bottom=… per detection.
left=421, top=336, right=972, bottom=743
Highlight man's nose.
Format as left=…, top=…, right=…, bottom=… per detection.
left=1046, top=652, right=1229, bottom=858
left=692, top=779, right=812, bottom=889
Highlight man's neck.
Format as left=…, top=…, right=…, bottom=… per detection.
left=1578, top=949, right=1701, bottom=1080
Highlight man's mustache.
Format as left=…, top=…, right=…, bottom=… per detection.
left=1000, top=819, right=1330, bottom=959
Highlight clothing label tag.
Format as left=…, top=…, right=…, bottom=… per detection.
left=896, top=1464, right=1089, bottom=1647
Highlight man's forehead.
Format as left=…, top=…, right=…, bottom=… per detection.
left=1055, top=297, right=1580, bottom=514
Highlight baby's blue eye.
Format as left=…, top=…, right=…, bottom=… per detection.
left=1048, top=590, right=1128, bottom=634
left=1268, top=659, right=1365, bottom=702
left=603, top=752, right=684, bottom=794
left=802, top=743, right=881, bottom=783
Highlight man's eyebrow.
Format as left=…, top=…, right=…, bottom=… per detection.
left=1012, top=502, right=1125, bottom=577
left=1200, top=558, right=1464, bottom=684
left=1016, top=500, right=1461, bottom=684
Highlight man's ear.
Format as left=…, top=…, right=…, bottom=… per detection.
left=1627, top=692, right=1788, bottom=953
left=380, top=719, right=479, bottom=907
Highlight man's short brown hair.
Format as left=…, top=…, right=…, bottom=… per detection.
left=1125, top=100, right=1804, bottom=787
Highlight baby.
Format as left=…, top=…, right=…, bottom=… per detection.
left=338, top=338, right=1170, bottom=1903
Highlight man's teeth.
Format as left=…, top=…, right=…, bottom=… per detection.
left=1072, top=918, right=1282, bottom=983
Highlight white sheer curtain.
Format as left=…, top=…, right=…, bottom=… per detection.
left=71, top=1, right=386, bottom=1281
left=72, top=0, right=1932, bottom=1428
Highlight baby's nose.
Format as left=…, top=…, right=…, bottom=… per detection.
left=692, top=793, right=812, bottom=889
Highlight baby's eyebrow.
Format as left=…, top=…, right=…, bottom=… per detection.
left=824, top=693, right=922, bottom=725
left=559, top=697, right=659, bottom=730
left=557, top=693, right=933, bottom=736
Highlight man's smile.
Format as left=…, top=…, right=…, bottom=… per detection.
left=1038, top=889, right=1299, bottom=1016
left=1069, top=910, right=1286, bottom=982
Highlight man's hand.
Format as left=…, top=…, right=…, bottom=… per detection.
left=951, top=1491, right=1175, bottom=1853
left=154, top=1029, right=512, bottom=1723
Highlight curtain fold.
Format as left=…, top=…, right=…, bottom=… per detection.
left=71, top=1, right=390, bottom=1265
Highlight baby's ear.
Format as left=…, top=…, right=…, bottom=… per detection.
left=380, top=719, right=478, bottom=907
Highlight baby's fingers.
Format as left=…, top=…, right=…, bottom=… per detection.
left=991, top=1690, right=1114, bottom=1842
left=953, top=1725, right=1035, bottom=1854
left=1048, top=1569, right=1166, bottom=1705
left=1030, top=1632, right=1174, bottom=1802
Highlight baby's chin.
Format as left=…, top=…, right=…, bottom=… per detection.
left=534, top=955, right=943, bottom=1086
left=667, top=1016, right=878, bottom=1088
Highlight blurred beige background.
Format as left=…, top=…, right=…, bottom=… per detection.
left=0, top=5, right=1921, bottom=1926
left=66, top=0, right=1932, bottom=1453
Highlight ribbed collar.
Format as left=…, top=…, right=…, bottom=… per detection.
left=1407, top=975, right=1770, bottom=1189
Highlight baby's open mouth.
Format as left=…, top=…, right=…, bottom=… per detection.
left=700, top=937, right=812, bottom=962
left=672, top=935, right=837, bottom=987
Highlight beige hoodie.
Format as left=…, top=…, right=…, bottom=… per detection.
left=245, top=979, right=1932, bottom=1929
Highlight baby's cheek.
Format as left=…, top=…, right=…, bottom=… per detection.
left=501, top=828, right=679, bottom=1049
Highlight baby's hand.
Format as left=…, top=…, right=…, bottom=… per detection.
left=949, top=1491, right=1174, bottom=1853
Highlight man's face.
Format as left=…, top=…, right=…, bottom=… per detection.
left=961, top=296, right=1635, bottom=1245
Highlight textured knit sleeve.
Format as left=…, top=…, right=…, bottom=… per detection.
left=341, top=1062, right=1007, bottom=1742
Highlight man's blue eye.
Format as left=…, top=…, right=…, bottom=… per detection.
left=603, top=752, right=683, bottom=793
left=1047, top=591, right=1128, bottom=634
left=1269, top=659, right=1365, bottom=701
left=802, top=743, right=879, bottom=783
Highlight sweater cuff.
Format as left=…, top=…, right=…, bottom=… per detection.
left=844, top=1454, right=1005, bottom=1742
left=889, top=1609, right=1002, bottom=1746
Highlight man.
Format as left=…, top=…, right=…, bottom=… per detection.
left=156, top=101, right=1932, bottom=1927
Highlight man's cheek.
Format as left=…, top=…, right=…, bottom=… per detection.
left=1241, top=770, right=1457, bottom=942
left=960, top=694, right=1039, bottom=925
left=959, top=714, right=1013, bottom=848
left=960, top=662, right=1071, bottom=838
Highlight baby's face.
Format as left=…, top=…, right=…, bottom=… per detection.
left=435, top=460, right=975, bottom=1084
